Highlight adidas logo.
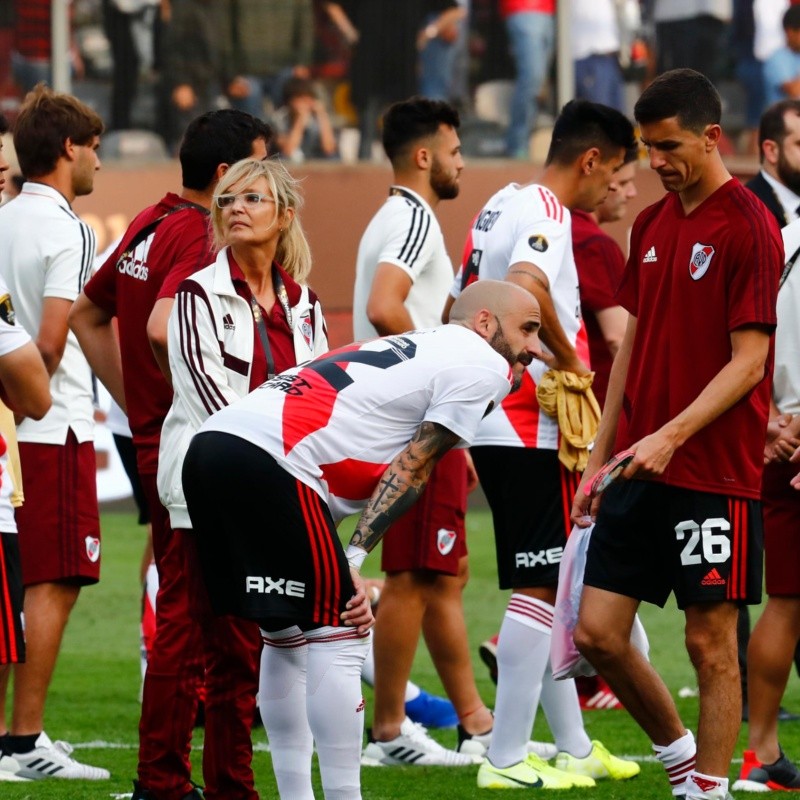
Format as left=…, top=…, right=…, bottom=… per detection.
left=223, top=313, right=235, bottom=331
left=701, top=568, right=726, bottom=586
left=643, top=246, right=658, bottom=263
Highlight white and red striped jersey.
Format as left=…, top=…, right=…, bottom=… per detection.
left=199, top=325, right=512, bottom=522
left=450, top=182, right=589, bottom=449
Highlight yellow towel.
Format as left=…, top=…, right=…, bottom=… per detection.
left=536, top=370, right=601, bottom=473
left=0, top=399, right=23, bottom=506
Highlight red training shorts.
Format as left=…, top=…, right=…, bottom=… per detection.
left=762, top=459, right=800, bottom=596
left=380, top=448, right=468, bottom=576
left=16, top=430, right=101, bottom=586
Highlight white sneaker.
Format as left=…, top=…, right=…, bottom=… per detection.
left=0, top=753, right=31, bottom=781
left=527, top=741, right=559, bottom=760
left=456, top=726, right=557, bottom=761
left=7, top=732, right=110, bottom=780
left=363, top=718, right=479, bottom=766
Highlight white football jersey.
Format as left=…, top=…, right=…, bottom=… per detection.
left=199, top=325, right=512, bottom=522
left=0, top=182, right=96, bottom=445
left=450, top=183, right=589, bottom=449
left=353, top=186, right=454, bottom=338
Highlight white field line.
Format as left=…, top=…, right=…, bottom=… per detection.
left=72, top=742, right=744, bottom=764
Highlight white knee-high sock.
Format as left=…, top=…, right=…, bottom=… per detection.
left=539, top=665, right=592, bottom=757
left=654, top=730, right=696, bottom=796
left=260, top=627, right=314, bottom=800
left=487, top=595, right=554, bottom=768
left=306, top=627, right=370, bottom=800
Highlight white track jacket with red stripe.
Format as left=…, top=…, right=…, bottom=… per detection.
left=158, top=247, right=328, bottom=528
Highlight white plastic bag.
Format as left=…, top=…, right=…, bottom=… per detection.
left=551, top=523, right=650, bottom=680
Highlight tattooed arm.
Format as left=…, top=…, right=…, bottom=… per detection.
left=347, top=420, right=462, bottom=557
left=340, top=421, right=461, bottom=631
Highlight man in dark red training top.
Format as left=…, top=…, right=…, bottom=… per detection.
left=572, top=69, right=783, bottom=800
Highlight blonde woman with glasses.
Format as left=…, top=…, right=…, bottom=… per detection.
left=157, top=157, right=328, bottom=799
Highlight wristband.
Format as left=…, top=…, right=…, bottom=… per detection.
left=346, top=545, right=368, bottom=570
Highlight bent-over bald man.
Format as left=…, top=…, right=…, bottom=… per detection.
left=180, top=280, right=541, bottom=800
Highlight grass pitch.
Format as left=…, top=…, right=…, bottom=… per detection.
left=2, top=509, right=798, bottom=798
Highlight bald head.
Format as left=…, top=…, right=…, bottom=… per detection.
left=450, top=280, right=542, bottom=392
left=450, top=280, right=539, bottom=326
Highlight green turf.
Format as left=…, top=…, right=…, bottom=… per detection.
left=1, top=508, right=798, bottom=798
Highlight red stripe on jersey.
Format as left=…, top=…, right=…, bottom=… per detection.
left=574, top=320, right=591, bottom=367
left=499, top=372, right=541, bottom=446
left=538, top=187, right=564, bottom=223
left=282, top=344, right=362, bottom=454
left=320, top=458, right=389, bottom=502
left=459, top=222, right=480, bottom=291
left=0, top=541, right=15, bottom=663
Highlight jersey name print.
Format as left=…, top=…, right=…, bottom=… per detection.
left=451, top=183, right=589, bottom=449
left=200, top=325, right=512, bottom=521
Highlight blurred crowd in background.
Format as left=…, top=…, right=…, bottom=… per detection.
left=1, top=0, right=800, bottom=162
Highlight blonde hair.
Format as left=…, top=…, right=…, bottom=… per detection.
left=211, top=157, right=312, bottom=283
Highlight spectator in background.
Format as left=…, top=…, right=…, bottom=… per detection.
left=11, top=0, right=84, bottom=93
left=323, top=0, right=462, bottom=160
left=733, top=0, right=768, bottom=155
left=209, top=0, right=314, bottom=120
left=571, top=0, right=632, bottom=112
left=747, top=99, right=800, bottom=228
left=11, top=0, right=52, bottom=91
left=273, top=77, right=338, bottom=162
left=501, top=0, right=555, bottom=159
left=755, top=0, right=791, bottom=70
left=764, top=5, right=800, bottom=105
left=419, top=0, right=468, bottom=101
left=103, top=0, right=159, bottom=130
left=651, top=0, right=732, bottom=87
left=156, top=0, right=218, bottom=153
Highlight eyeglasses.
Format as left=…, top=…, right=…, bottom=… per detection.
left=215, top=192, right=276, bottom=209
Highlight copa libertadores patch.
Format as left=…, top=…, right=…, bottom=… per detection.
left=0, top=294, right=17, bottom=325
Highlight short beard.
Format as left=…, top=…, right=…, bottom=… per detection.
left=489, top=324, right=524, bottom=392
left=777, top=151, right=800, bottom=197
left=430, top=159, right=459, bottom=200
